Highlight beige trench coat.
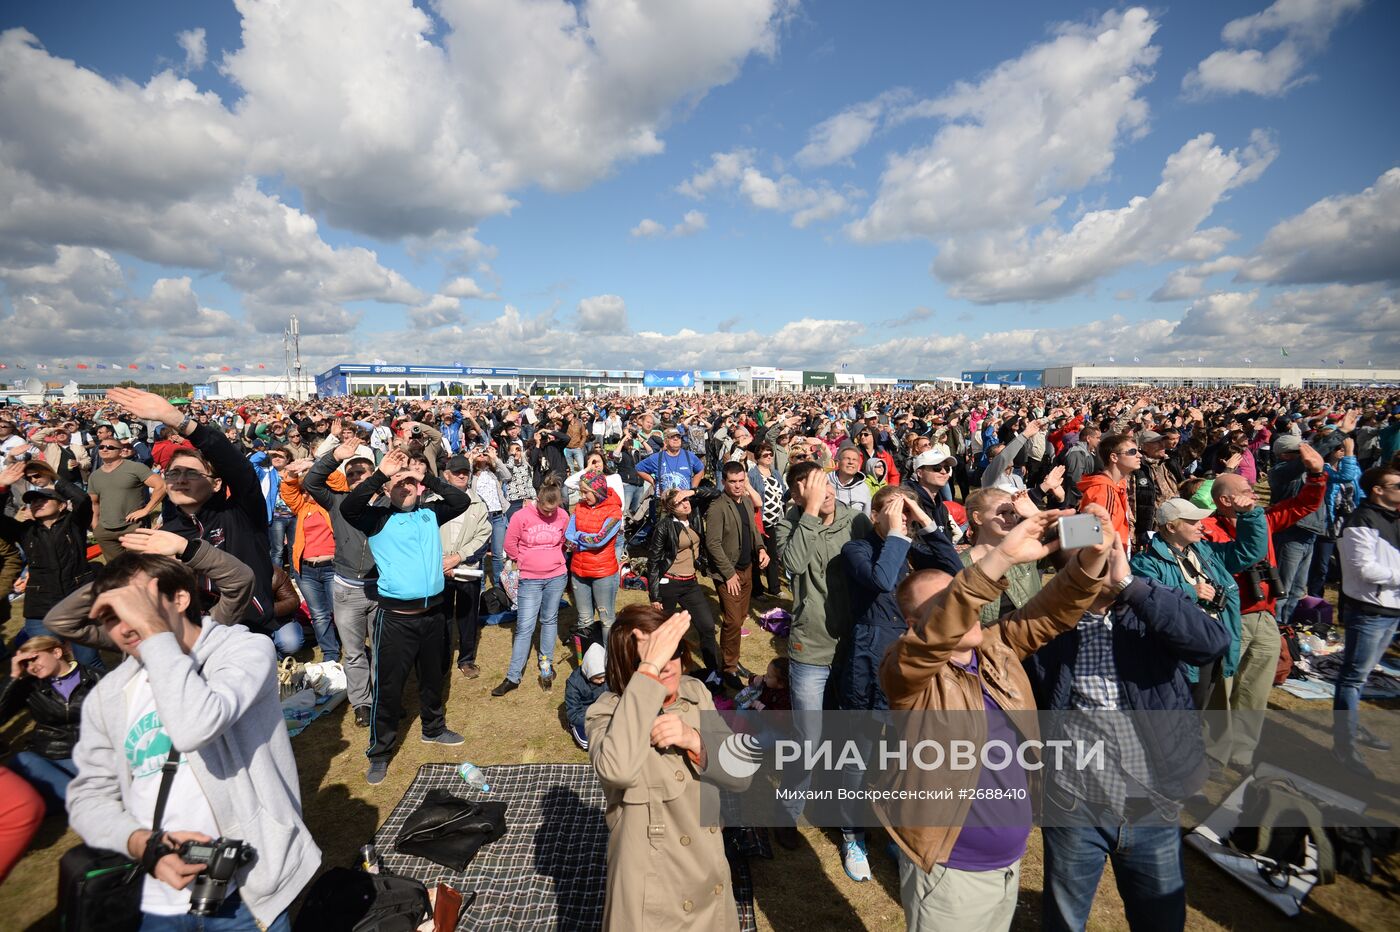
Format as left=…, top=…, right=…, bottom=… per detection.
left=587, top=673, right=750, bottom=930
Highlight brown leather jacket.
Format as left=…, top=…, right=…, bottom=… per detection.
left=877, top=558, right=1106, bottom=872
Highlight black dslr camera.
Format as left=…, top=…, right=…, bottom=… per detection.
left=1240, top=559, right=1282, bottom=605
left=179, top=837, right=255, bottom=916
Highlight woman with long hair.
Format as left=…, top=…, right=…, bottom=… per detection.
left=648, top=488, right=723, bottom=681
left=957, top=488, right=1044, bottom=627
left=853, top=426, right=901, bottom=486
left=496, top=477, right=570, bottom=696
left=0, top=636, right=99, bottom=811
left=587, top=605, right=749, bottom=930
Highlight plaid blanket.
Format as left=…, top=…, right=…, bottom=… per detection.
left=371, top=763, right=756, bottom=931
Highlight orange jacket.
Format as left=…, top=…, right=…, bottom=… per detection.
left=569, top=489, right=623, bottom=579
left=1077, top=472, right=1131, bottom=547
left=278, top=470, right=348, bottom=573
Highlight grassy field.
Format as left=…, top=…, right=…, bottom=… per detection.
left=2, top=578, right=1397, bottom=931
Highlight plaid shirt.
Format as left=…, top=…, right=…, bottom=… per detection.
left=1055, top=609, right=1158, bottom=811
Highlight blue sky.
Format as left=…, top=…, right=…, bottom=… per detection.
left=1, top=0, right=1396, bottom=379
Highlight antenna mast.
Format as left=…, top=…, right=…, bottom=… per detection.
left=283, top=315, right=303, bottom=400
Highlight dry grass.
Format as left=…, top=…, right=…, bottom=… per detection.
left=2, top=578, right=1397, bottom=931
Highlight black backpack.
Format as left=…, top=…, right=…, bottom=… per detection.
left=293, top=868, right=431, bottom=932
left=1226, top=777, right=1335, bottom=886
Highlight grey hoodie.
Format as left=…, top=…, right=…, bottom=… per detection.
left=67, top=620, right=320, bottom=925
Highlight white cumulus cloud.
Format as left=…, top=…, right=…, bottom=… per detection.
left=848, top=8, right=1160, bottom=243
left=1238, top=166, right=1400, bottom=285
left=1182, top=0, right=1365, bottom=98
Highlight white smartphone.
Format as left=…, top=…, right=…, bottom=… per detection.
left=1057, top=513, right=1104, bottom=550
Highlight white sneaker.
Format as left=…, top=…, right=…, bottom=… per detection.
left=842, top=835, right=872, bottom=883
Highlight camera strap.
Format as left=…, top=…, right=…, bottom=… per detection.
left=129, top=748, right=183, bottom=882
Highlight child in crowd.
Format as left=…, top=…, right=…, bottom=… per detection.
left=564, top=642, right=608, bottom=749
left=735, top=657, right=791, bottom=712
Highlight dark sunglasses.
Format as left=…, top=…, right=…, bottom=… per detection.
left=1117, top=448, right=1140, bottom=457
left=921, top=462, right=953, bottom=473
left=97, top=444, right=121, bottom=451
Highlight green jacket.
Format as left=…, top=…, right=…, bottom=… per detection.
left=958, top=549, right=1043, bottom=627
left=775, top=504, right=874, bottom=667
left=1129, top=507, right=1268, bottom=681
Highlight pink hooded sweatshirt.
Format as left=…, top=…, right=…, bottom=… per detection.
left=504, top=502, right=570, bottom=579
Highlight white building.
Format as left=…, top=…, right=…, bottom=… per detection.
left=1041, top=364, right=1400, bottom=390
left=207, top=373, right=317, bottom=399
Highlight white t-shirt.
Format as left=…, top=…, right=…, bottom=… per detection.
left=123, top=670, right=230, bottom=916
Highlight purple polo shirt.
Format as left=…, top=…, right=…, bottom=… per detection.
left=943, top=652, right=1033, bottom=872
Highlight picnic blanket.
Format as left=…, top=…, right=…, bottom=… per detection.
left=371, top=763, right=756, bottom=932
left=1278, top=654, right=1400, bottom=701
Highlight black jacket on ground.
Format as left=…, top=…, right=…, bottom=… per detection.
left=0, top=664, right=101, bottom=759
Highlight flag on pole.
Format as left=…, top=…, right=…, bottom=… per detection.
left=1107, top=356, right=1116, bottom=362
left=258, top=364, right=266, bottom=369
left=128, top=364, right=139, bottom=370
left=1320, top=358, right=1327, bottom=364
left=15, top=363, right=25, bottom=369
left=160, top=364, right=172, bottom=371
left=76, top=364, right=88, bottom=370
left=1280, top=347, right=1289, bottom=357
left=96, top=363, right=108, bottom=369
left=36, top=363, right=47, bottom=370
left=178, top=363, right=188, bottom=370
left=1132, top=356, right=1140, bottom=363
left=1337, top=359, right=1344, bottom=365
left=146, top=365, right=156, bottom=371
left=1196, top=357, right=1204, bottom=363
left=1243, top=357, right=1252, bottom=363
left=0, top=363, right=7, bottom=369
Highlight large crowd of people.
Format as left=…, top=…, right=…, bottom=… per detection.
left=0, top=382, right=1397, bottom=930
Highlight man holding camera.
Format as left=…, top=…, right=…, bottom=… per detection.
left=1200, top=444, right=1326, bottom=769
left=67, top=552, right=319, bottom=931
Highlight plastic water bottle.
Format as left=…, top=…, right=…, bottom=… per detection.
left=458, top=762, right=491, bottom=793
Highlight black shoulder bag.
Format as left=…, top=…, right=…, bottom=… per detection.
left=58, top=749, right=182, bottom=932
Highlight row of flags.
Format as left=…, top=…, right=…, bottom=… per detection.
left=0, top=363, right=269, bottom=372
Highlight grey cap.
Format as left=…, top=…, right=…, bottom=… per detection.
left=1273, top=433, right=1302, bottom=454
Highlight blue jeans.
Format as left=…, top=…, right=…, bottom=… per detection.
left=272, top=620, right=305, bottom=658
left=507, top=574, right=567, bottom=683
left=139, top=892, right=290, bottom=932
left=9, top=752, right=76, bottom=813
left=21, top=617, right=104, bottom=672
left=1273, top=527, right=1316, bottom=626
left=780, top=660, right=831, bottom=822
left=294, top=563, right=341, bottom=662
left=1333, top=612, right=1400, bottom=750
left=571, top=573, right=619, bottom=643
left=1042, top=806, right=1185, bottom=932
left=488, top=513, right=510, bottom=588
left=564, top=447, right=585, bottom=472
left=268, top=514, right=296, bottom=569
left=1307, top=536, right=1336, bottom=597
left=621, top=482, right=644, bottom=516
